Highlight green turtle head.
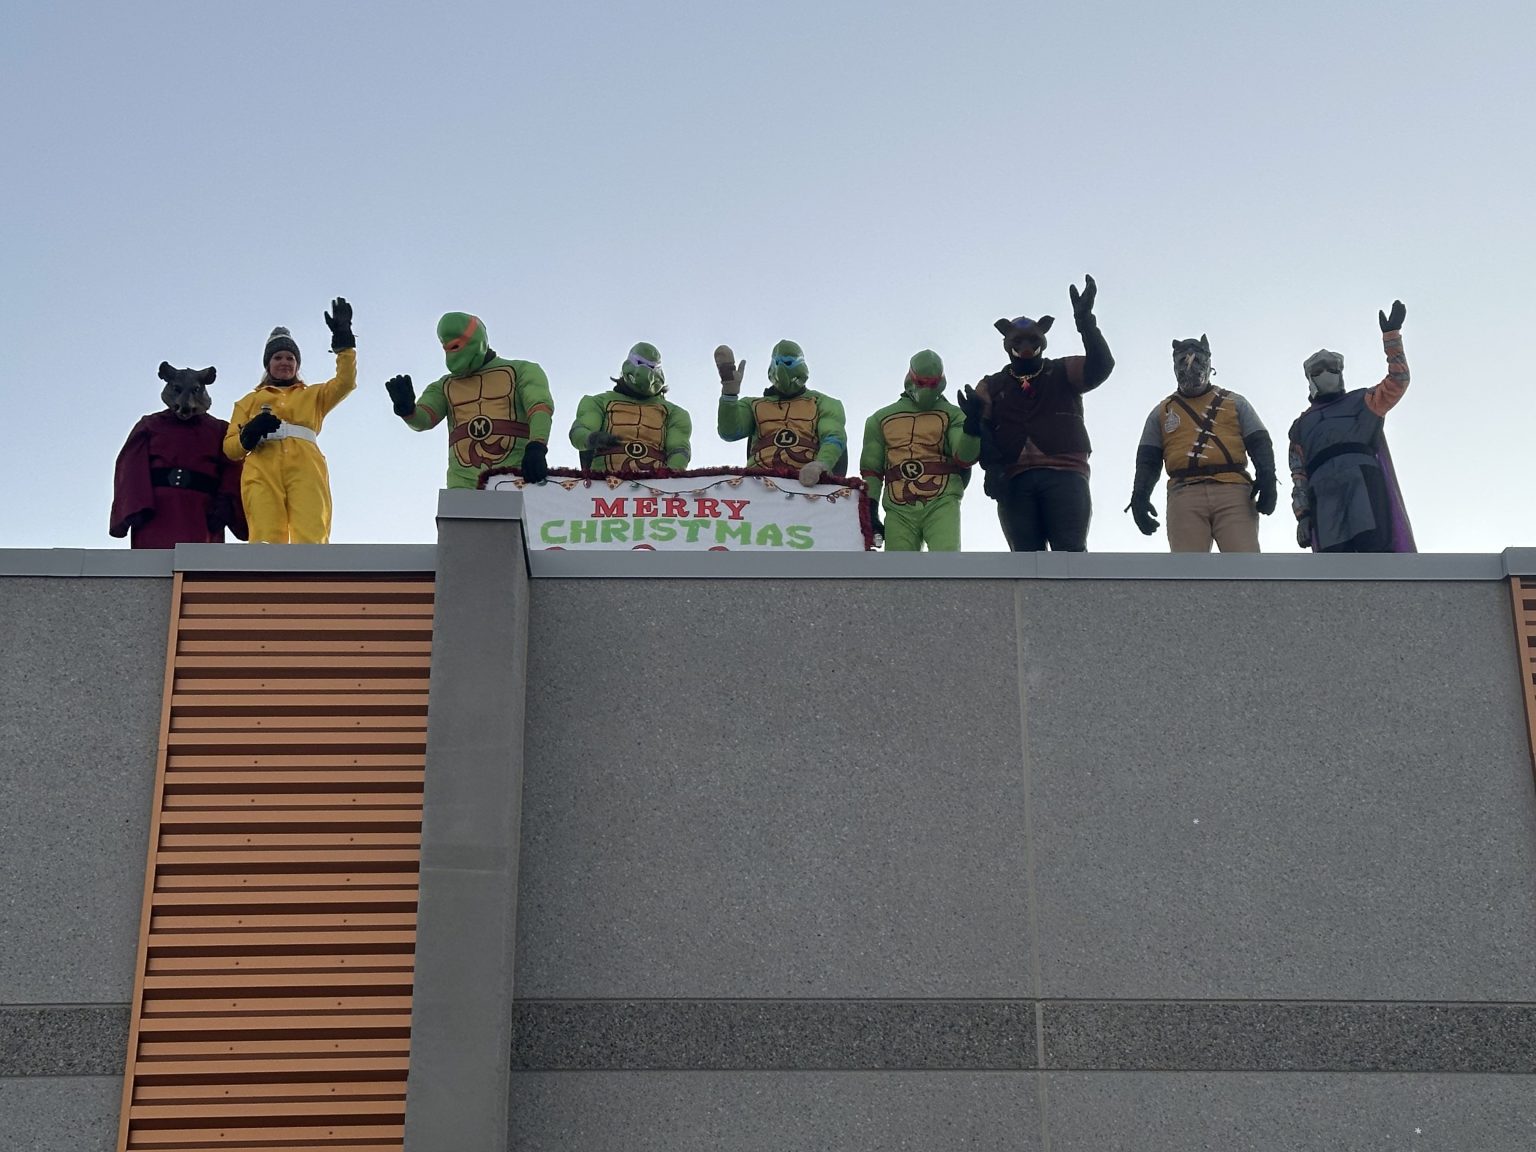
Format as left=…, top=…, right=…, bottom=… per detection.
left=905, top=349, right=945, bottom=410
left=438, top=312, right=490, bottom=377
left=766, top=339, right=809, bottom=397
left=616, top=341, right=666, bottom=397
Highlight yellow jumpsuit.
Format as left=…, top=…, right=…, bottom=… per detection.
left=223, top=349, right=356, bottom=543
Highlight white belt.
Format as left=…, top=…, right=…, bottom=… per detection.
left=266, top=424, right=318, bottom=444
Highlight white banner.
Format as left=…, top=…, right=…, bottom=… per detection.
left=483, top=469, right=871, bottom=551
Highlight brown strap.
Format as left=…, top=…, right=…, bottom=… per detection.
left=597, top=441, right=666, bottom=467
left=449, top=417, right=531, bottom=447
left=1170, top=388, right=1236, bottom=468
left=752, top=430, right=817, bottom=456
left=883, top=460, right=962, bottom=483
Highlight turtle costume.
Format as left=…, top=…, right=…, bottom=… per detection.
left=569, top=343, right=692, bottom=475
left=1288, top=301, right=1416, bottom=553
left=384, top=312, right=554, bottom=489
left=224, top=300, right=356, bottom=544
left=1127, top=335, right=1278, bottom=552
left=859, top=350, right=980, bottom=552
left=716, top=339, right=848, bottom=486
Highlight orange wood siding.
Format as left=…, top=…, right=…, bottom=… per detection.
left=117, top=575, right=433, bottom=1152
left=1510, top=578, right=1536, bottom=785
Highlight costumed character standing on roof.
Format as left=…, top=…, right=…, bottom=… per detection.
left=716, top=340, right=848, bottom=485
left=858, top=350, right=981, bottom=551
left=111, top=363, right=247, bottom=548
left=224, top=299, right=356, bottom=544
left=1288, top=300, right=1415, bottom=553
left=975, top=276, right=1114, bottom=551
left=569, top=343, right=691, bottom=475
left=384, top=312, right=553, bottom=488
left=1127, top=335, right=1278, bottom=552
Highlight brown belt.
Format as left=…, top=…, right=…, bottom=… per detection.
left=752, top=431, right=816, bottom=456
left=598, top=441, right=666, bottom=466
left=884, top=460, right=962, bottom=483
left=449, top=418, right=530, bottom=446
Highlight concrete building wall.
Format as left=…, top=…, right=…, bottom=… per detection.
left=0, top=574, right=171, bottom=1148
left=507, top=574, right=1536, bottom=1149
left=5, top=538, right=1536, bottom=1150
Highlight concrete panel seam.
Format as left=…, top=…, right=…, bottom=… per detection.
left=0, top=1006, right=129, bottom=1077
left=510, top=1000, right=1037, bottom=1071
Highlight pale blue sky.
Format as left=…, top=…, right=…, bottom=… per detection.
left=3, top=0, right=1532, bottom=552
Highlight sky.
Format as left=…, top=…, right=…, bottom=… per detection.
left=2, top=0, right=1533, bottom=553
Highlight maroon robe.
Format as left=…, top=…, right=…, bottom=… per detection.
left=110, top=411, right=248, bottom=548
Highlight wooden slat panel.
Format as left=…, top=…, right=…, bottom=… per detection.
left=177, top=618, right=432, bottom=635
left=171, top=715, right=428, bottom=730
left=135, top=1079, right=404, bottom=1101
left=125, top=1123, right=405, bottom=1146
left=178, top=639, right=432, bottom=655
left=162, top=792, right=420, bottom=811
left=166, top=731, right=426, bottom=750
left=156, top=872, right=420, bottom=891
left=171, top=694, right=428, bottom=716
left=180, top=578, right=431, bottom=596
left=132, top=1056, right=408, bottom=1081
left=1509, top=578, right=1536, bottom=789
left=146, top=954, right=414, bottom=975
left=180, top=601, right=433, bottom=617
left=174, top=677, right=429, bottom=694
left=137, top=1038, right=408, bottom=1059
left=145, top=971, right=414, bottom=992
left=166, top=754, right=424, bottom=770
left=119, top=573, right=431, bottom=1152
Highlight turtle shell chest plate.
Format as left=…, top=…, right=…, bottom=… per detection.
left=750, top=395, right=819, bottom=469
left=445, top=366, right=518, bottom=468
left=601, top=399, right=668, bottom=474
left=881, top=409, right=951, bottom=505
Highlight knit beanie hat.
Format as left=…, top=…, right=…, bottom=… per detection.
left=263, top=327, right=302, bottom=371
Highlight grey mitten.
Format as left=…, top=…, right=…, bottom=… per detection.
left=715, top=345, right=745, bottom=397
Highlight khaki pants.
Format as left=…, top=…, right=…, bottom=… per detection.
left=1166, top=481, right=1259, bottom=553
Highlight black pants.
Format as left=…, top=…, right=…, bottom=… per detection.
left=995, top=469, right=1092, bottom=552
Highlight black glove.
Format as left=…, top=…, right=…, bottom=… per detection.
left=1253, top=475, right=1278, bottom=516
left=326, top=297, right=355, bottom=351
left=867, top=499, right=884, bottom=539
left=239, top=410, right=281, bottom=451
left=1244, top=430, right=1278, bottom=516
left=955, top=384, right=984, bottom=437
left=587, top=429, right=622, bottom=453
left=1379, top=299, right=1406, bottom=333
left=1069, top=274, right=1098, bottom=330
left=1297, top=516, right=1314, bottom=551
left=520, top=440, right=549, bottom=483
left=1126, top=444, right=1162, bottom=536
left=385, top=374, right=416, bottom=417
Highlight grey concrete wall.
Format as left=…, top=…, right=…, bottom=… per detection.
left=7, top=549, right=1536, bottom=1148
left=0, top=577, right=168, bottom=1005
left=0, top=575, right=169, bottom=1149
left=508, top=576, right=1536, bottom=1149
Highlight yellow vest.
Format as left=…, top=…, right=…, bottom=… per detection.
left=1160, top=388, right=1250, bottom=485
